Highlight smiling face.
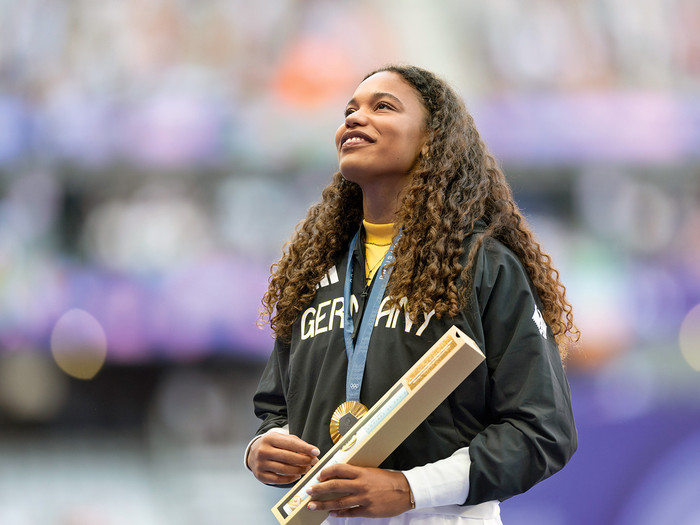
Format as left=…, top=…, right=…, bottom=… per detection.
left=334, top=71, right=429, bottom=196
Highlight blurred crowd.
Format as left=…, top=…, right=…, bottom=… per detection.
left=0, top=1, right=699, bottom=524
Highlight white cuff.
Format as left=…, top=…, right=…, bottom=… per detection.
left=243, top=425, right=290, bottom=471
left=402, top=447, right=471, bottom=509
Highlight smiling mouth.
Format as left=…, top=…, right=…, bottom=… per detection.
left=343, top=137, right=370, bottom=147
left=340, top=132, right=375, bottom=150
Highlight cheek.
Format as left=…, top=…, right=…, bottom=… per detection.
left=334, top=125, right=344, bottom=150
left=406, top=130, right=428, bottom=159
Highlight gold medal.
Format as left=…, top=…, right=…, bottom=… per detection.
left=330, top=401, right=368, bottom=444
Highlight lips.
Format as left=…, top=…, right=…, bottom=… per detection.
left=340, top=130, right=375, bottom=149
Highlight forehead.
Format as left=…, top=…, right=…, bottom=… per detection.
left=351, top=71, right=424, bottom=109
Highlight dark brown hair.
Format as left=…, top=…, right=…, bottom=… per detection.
left=261, top=65, right=578, bottom=358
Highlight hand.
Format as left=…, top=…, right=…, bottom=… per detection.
left=247, top=432, right=320, bottom=485
left=306, top=464, right=413, bottom=519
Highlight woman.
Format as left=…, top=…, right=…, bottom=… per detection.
left=247, top=65, right=578, bottom=524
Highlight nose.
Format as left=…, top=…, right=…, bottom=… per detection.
left=344, top=108, right=367, bottom=128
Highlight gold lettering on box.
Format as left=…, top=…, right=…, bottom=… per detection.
left=406, top=337, right=457, bottom=390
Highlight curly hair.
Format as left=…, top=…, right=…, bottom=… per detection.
left=261, top=65, right=579, bottom=359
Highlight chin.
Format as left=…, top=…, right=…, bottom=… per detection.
left=337, top=163, right=366, bottom=184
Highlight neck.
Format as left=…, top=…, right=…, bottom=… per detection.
left=360, top=178, right=407, bottom=223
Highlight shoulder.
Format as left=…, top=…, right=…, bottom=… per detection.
left=480, top=236, right=523, bottom=270
left=463, top=227, right=527, bottom=284
left=465, top=232, right=541, bottom=319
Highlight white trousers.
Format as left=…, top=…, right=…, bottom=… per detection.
left=324, top=517, right=502, bottom=525
left=322, top=502, right=502, bottom=525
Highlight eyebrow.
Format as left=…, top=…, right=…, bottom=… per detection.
left=346, top=91, right=404, bottom=109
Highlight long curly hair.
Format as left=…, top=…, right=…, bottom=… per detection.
left=261, top=65, right=579, bottom=359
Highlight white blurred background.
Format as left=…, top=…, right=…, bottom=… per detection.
left=1, top=1, right=699, bottom=524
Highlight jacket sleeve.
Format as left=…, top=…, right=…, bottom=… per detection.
left=465, top=239, right=577, bottom=505
left=253, top=339, right=291, bottom=436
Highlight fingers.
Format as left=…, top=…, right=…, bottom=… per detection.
left=262, top=447, right=317, bottom=470
left=317, top=463, right=359, bottom=482
left=306, top=465, right=363, bottom=512
left=255, top=433, right=321, bottom=467
left=258, top=470, right=304, bottom=485
left=262, top=434, right=320, bottom=474
left=306, top=467, right=413, bottom=519
left=307, top=495, right=364, bottom=515
left=249, top=432, right=320, bottom=484
left=267, top=432, right=321, bottom=458
left=253, top=459, right=310, bottom=484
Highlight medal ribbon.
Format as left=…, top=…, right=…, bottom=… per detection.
left=343, top=228, right=401, bottom=402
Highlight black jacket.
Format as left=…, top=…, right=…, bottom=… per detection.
left=253, top=228, right=577, bottom=505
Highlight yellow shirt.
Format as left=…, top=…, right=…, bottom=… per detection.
left=362, top=220, right=395, bottom=284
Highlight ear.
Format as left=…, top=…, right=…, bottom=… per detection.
left=421, top=143, right=430, bottom=159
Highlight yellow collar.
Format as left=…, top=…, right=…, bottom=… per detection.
left=362, top=219, right=395, bottom=246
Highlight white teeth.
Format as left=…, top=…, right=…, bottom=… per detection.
left=345, top=137, right=367, bottom=144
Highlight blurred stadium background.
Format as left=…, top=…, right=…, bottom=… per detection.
left=1, top=1, right=699, bottom=523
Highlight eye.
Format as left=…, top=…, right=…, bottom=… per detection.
left=375, top=101, right=393, bottom=111
left=344, top=107, right=356, bottom=117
